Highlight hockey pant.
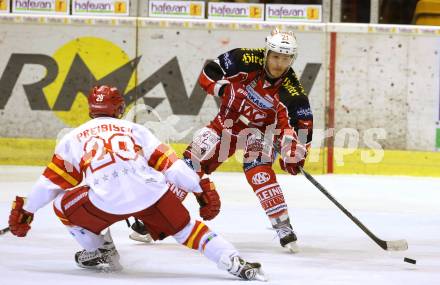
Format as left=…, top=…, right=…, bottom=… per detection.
left=53, top=185, right=238, bottom=265
left=183, top=124, right=290, bottom=225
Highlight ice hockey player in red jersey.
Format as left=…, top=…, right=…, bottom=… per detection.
left=8, top=85, right=266, bottom=281
left=181, top=28, right=314, bottom=253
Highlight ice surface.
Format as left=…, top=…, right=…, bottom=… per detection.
left=0, top=166, right=439, bottom=285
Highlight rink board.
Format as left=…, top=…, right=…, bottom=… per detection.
left=0, top=15, right=439, bottom=176
left=2, top=137, right=440, bottom=177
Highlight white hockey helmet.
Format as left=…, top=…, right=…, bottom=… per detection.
left=265, top=28, right=298, bottom=61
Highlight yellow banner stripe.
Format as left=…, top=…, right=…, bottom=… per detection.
left=154, top=148, right=175, bottom=170
left=3, top=138, right=440, bottom=177
left=48, top=162, right=79, bottom=186
left=186, top=222, right=205, bottom=249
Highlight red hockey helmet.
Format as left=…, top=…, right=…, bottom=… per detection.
left=88, top=85, right=125, bottom=118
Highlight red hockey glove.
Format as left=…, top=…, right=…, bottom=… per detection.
left=8, top=196, right=34, bottom=237
left=195, top=178, right=221, bottom=221
left=279, top=135, right=307, bottom=176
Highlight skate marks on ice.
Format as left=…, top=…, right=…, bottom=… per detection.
left=1, top=168, right=440, bottom=284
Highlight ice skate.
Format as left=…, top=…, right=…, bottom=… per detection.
left=75, top=230, right=121, bottom=272
left=75, top=247, right=122, bottom=272
left=273, top=220, right=299, bottom=253
left=129, top=219, right=153, bottom=243
left=129, top=231, right=153, bottom=243
left=102, top=229, right=120, bottom=260
left=218, top=253, right=267, bottom=281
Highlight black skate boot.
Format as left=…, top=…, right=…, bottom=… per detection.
left=218, top=253, right=267, bottom=281
left=273, top=219, right=298, bottom=253
left=129, top=219, right=153, bottom=243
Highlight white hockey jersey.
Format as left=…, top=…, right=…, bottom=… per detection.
left=24, top=117, right=202, bottom=215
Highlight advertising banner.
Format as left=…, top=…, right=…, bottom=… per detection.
left=0, top=17, right=325, bottom=145
left=0, top=0, right=10, bottom=13
left=437, top=52, right=440, bottom=151
left=208, top=2, right=264, bottom=21
left=72, top=0, right=129, bottom=16
left=137, top=21, right=326, bottom=144
left=1, top=16, right=440, bottom=175
left=435, top=66, right=440, bottom=151
left=12, top=0, right=69, bottom=14
left=0, top=16, right=137, bottom=139
left=148, top=1, right=205, bottom=19
left=265, top=4, right=322, bottom=22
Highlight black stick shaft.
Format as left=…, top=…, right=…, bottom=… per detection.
left=0, top=227, right=10, bottom=235
left=236, top=115, right=400, bottom=250
left=299, top=167, right=387, bottom=249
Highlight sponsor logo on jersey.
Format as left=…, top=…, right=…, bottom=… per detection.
left=64, top=191, right=88, bottom=210
left=144, top=177, right=157, bottom=183
left=282, top=77, right=303, bottom=96
left=297, top=107, right=312, bottom=117
left=242, top=52, right=263, bottom=65
left=252, top=171, right=271, bottom=185
left=222, top=52, right=234, bottom=70
left=264, top=93, right=274, bottom=103
left=245, top=85, right=273, bottom=109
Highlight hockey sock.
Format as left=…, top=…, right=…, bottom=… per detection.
left=245, top=165, right=289, bottom=219
left=173, top=220, right=238, bottom=264
left=68, top=226, right=105, bottom=252
left=53, top=193, right=105, bottom=251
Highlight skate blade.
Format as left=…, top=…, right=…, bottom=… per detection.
left=129, top=232, right=153, bottom=243
left=101, top=263, right=123, bottom=273
left=284, top=241, right=299, bottom=253
left=254, top=270, right=268, bottom=282
left=77, top=262, right=123, bottom=273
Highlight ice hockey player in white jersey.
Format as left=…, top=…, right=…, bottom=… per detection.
left=8, top=85, right=266, bottom=281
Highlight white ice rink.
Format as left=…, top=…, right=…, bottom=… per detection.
left=0, top=166, right=439, bottom=285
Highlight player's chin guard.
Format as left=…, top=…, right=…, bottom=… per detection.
left=195, top=178, right=221, bottom=221
left=8, top=196, right=34, bottom=237
left=88, top=85, right=125, bottom=119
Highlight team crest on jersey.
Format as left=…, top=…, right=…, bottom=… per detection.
left=241, top=102, right=266, bottom=125
left=252, top=172, right=271, bottom=185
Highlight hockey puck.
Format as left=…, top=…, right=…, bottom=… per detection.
left=404, top=257, right=416, bottom=264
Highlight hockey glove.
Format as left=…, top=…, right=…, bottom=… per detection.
left=9, top=196, right=34, bottom=237
left=279, top=135, right=307, bottom=176
left=195, top=178, right=221, bottom=221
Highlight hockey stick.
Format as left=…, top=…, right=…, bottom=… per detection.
left=299, top=167, right=408, bottom=251
left=0, top=227, right=10, bottom=235
left=237, top=115, right=408, bottom=251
